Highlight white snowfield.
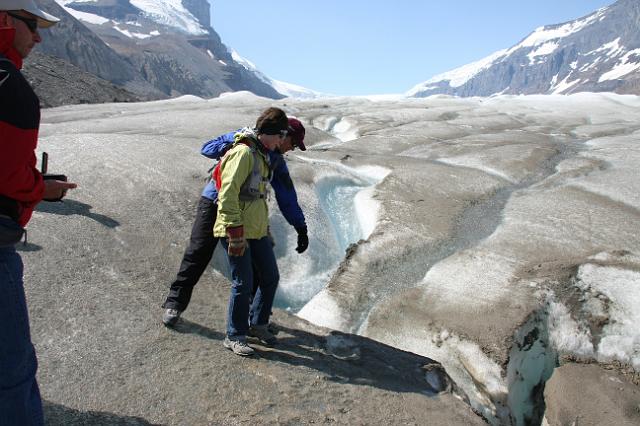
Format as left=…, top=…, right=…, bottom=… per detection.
left=36, top=92, right=639, bottom=425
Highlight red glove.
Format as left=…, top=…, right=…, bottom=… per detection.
left=226, top=226, right=247, bottom=256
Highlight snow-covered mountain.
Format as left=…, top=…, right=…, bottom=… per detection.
left=30, top=0, right=293, bottom=103
left=408, top=0, right=640, bottom=97
left=56, top=0, right=208, bottom=36
left=230, top=50, right=324, bottom=99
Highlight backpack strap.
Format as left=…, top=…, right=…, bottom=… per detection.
left=212, top=140, right=252, bottom=191
left=212, top=140, right=270, bottom=201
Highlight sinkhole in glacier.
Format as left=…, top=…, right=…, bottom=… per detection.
left=273, top=165, right=387, bottom=312
left=209, top=163, right=387, bottom=313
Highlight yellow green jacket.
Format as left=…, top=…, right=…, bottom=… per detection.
left=213, top=130, right=271, bottom=239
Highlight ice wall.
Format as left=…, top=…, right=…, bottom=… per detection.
left=274, top=161, right=389, bottom=311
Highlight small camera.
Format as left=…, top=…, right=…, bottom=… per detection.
left=41, top=152, right=68, bottom=201
left=42, top=174, right=67, bottom=182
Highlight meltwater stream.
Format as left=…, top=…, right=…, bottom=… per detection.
left=273, top=164, right=387, bottom=312
left=316, top=177, right=365, bottom=252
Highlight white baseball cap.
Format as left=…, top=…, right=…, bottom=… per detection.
left=1, top=0, right=60, bottom=28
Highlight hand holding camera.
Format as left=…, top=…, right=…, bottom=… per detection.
left=41, top=152, right=77, bottom=202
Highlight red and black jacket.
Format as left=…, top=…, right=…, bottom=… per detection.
left=0, top=27, right=44, bottom=227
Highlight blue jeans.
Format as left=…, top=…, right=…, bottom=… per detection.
left=221, top=237, right=279, bottom=338
left=0, top=245, right=43, bottom=426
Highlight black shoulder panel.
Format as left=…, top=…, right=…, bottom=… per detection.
left=0, top=57, right=40, bottom=130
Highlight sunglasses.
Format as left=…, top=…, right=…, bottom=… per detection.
left=263, top=128, right=288, bottom=138
left=8, top=13, right=38, bottom=33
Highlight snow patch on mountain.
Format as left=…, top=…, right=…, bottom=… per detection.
left=551, top=75, right=581, bottom=94
left=586, top=38, right=625, bottom=58
left=113, top=25, right=157, bottom=39
left=599, top=48, right=640, bottom=82
left=129, top=0, right=207, bottom=35
left=54, top=1, right=109, bottom=25
left=528, top=41, right=559, bottom=64
left=55, top=0, right=207, bottom=35
left=270, top=80, right=325, bottom=100
left=230, top=50, right=258, bottom=74
left=406, top=49, right=508, bottom=94
left=231, top=50, right=323, bottom=99
left=512, top=7, right=608, bottom=51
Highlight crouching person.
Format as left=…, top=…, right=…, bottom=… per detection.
left=214, top=107, right=289, bottom=356
left=160, top=117, right=308, bottom=327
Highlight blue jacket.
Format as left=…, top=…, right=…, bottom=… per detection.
left=201, top=130, right=306, bottom=230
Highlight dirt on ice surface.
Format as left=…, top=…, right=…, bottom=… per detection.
left=23, top=92, right=640, bottom=425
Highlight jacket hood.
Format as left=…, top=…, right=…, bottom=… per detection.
left=234, top=127, right=269, bottom=155
left=234, top=127, right=259, bottom=143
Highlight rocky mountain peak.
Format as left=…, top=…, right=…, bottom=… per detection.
left=408, top=0, right=640, bottom=97
left=29, top=0, right=283, bottom=106
left=181, top=0, right=210, bottom=28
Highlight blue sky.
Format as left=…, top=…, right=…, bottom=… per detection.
left=212, top=1, right=615, bottom=96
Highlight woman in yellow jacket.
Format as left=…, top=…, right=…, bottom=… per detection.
left=214, top=107, right=289, bottom=356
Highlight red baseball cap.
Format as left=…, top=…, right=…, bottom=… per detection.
left=287, top=118, right=306, bottom=151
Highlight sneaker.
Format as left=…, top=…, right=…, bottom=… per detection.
left=223, top=336, right=255, bottom=356
left=162, top=308, right=181, bottom=327
left=248, top=324, right=277, bottom=346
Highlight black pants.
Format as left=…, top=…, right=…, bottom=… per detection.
left=162, top=197, right=219, bottom=311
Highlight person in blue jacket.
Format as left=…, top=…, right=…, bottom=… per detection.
left=161, top=118, right=308, bottom=327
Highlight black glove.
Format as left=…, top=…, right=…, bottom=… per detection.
left=295, top=226, right=308, bottom=253
left=268, top=226, right=275, bottom=247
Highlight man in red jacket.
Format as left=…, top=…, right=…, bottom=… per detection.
left=1, top=1, right=77, bottom=424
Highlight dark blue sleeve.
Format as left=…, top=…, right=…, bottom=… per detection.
left=270, top=153, right=306, bottom=229
left=200, top=130, right=237, bottom=159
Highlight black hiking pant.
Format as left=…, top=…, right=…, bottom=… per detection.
left=162, top=196, right=264, bottom=313
left=162, top=197, right=219, bottom=312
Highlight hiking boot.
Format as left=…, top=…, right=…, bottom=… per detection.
left=162, top=308, right=181, bottom=327
left=266, top=322, right=279, bottom=335
left=223, top=336, right=255, bottom=356
left=249, top=324, right=277, bottom=346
